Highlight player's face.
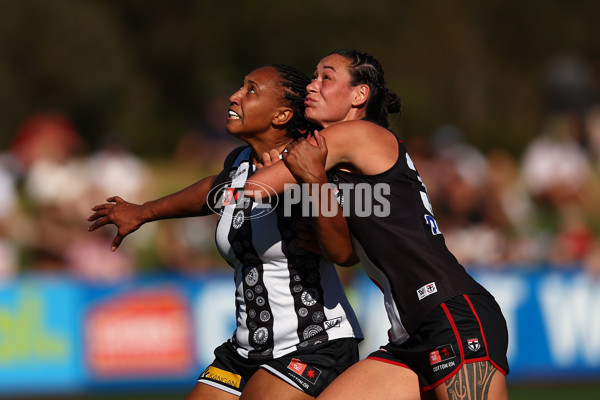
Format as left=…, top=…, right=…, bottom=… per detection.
left=305, top=54, right=358, bottom=128
left=227, top=67, right=285, bottom=137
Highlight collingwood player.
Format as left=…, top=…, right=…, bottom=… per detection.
left=88, top=64, right=362, bottom=400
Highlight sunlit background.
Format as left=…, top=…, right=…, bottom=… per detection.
left=1, top=1, right=600, bottom=399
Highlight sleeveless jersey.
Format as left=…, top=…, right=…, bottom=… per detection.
left=213, top=146, right=362, bottom=360
left=327, top=135, right=490, bottom=345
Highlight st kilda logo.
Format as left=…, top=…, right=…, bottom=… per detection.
left=467, top=338, right=481, bottom=352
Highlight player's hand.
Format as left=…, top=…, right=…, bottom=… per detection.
left=255, top=149, right=281, bottom=170
left=87, top=196, right=143, bottom=251
left=282, top=130, right=328, bottom=183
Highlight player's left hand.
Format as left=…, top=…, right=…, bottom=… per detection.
left=282, top=130, right=328, bottom=183
left=255, top=149, right=281, bottom=170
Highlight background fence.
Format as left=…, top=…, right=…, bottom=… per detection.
left=1, top=268, right=599, bottom=397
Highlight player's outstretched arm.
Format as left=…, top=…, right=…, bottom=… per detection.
left=88, top=175, right=217, bottom=251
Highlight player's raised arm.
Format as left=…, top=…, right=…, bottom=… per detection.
left=87, top=175, right=217, bottom=251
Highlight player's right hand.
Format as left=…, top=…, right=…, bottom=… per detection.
left=87, top=196, right=143, bottom=251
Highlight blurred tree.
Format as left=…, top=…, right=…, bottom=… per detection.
left=0, top=0, right=598, bottom=157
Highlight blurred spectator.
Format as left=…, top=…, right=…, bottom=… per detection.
left=484, top=150, right=543, bottom=266
left=431, top=125, right=489, bottom=225
left=67, top=135, right=159, bottom=282
left=9, top=111, right=82, bottom=177
left=0, top=153, right=19, bottom=281
left=7, top=109, right=237, bottom=279
left=585, top=105, right=600, bottom=166
left=5, top=100, right=600, bottom=280
left=521, top=115, right=592, bottom=207
left=9, top=111, right=87, bottom=273
left=519, top=113, right=599, bottom=270
left=548, top=203, right=595, bottom=268
left=155, top=215, right=228, bottom=274
left=83, top=135, right=157, bottom=280
left=63, top=231, right=136, bottom=283
left=583, top=242, right=600, bottom=277
left=87, top=134, right=151, bottom=203
left=8, top=111, right=139, bottom=281
left=150, top=96, right=239, bottom=274
left=424, top=126, right=508, bottom=268
left=404, top=117, right=600, bottom=273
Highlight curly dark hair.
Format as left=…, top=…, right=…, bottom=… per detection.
left=271, top=63, right=319, bottom=139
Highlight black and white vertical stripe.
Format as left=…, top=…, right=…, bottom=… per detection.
left=214, top=147, right=362, bottom=360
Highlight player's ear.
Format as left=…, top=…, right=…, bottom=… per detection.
left=273, top=108, right=293, bottom=127
left=352, top=84, right=369, bottom=107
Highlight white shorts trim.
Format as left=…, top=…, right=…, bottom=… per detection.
left=260, top=364, right=304, bottom=391
left=197, top=378, right=242, bottom=396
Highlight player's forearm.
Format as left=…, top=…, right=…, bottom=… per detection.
left=305, top=174, right=358, bottom=267
left=140, top=175, right=217, bottom=222
left=246, top=162, right=298, bottom=199
left=313, top=214, right=358, bottom=266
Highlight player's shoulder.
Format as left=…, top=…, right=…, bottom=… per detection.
left=222, top=145, right=249, bottom=168
left=321, top=120, right=391, bottom=140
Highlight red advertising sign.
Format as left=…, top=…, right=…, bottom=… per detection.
left=85, top=287, right=193, bottom=377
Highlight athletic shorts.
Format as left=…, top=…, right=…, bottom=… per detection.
left=197, top=337, right=360, bottom=397
left=368, top=294, right=509, bottom=390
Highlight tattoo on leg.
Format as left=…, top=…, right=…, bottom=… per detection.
left=444, top=361, right=496, bottom=400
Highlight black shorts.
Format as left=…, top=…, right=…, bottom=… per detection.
left=198, top=338, right=360, bottom=397
left=368, top=294, right=509, bottom=390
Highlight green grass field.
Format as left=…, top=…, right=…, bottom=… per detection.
left=10, top=383, right=600, bottom=400
left=507, top=383, right=600, bottom=399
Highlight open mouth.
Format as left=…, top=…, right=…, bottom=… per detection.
left=228, top=110, right=240, bottom=120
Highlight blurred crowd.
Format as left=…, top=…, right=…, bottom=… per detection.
left=1, top=102, right=599, bottom=283
left=0, top=110, right=237, bottom=283
left=407, top=110, right=600, bottom=276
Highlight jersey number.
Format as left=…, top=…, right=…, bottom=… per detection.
left=406, top=153, right=441, bottom=235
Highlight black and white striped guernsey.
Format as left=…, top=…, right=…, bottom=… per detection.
left=212, top=146, right=362, bottom=360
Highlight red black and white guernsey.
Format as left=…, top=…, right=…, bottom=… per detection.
left=327, top=133, right=490, bottom=345
left=211, top=146, right=363, bottom=360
